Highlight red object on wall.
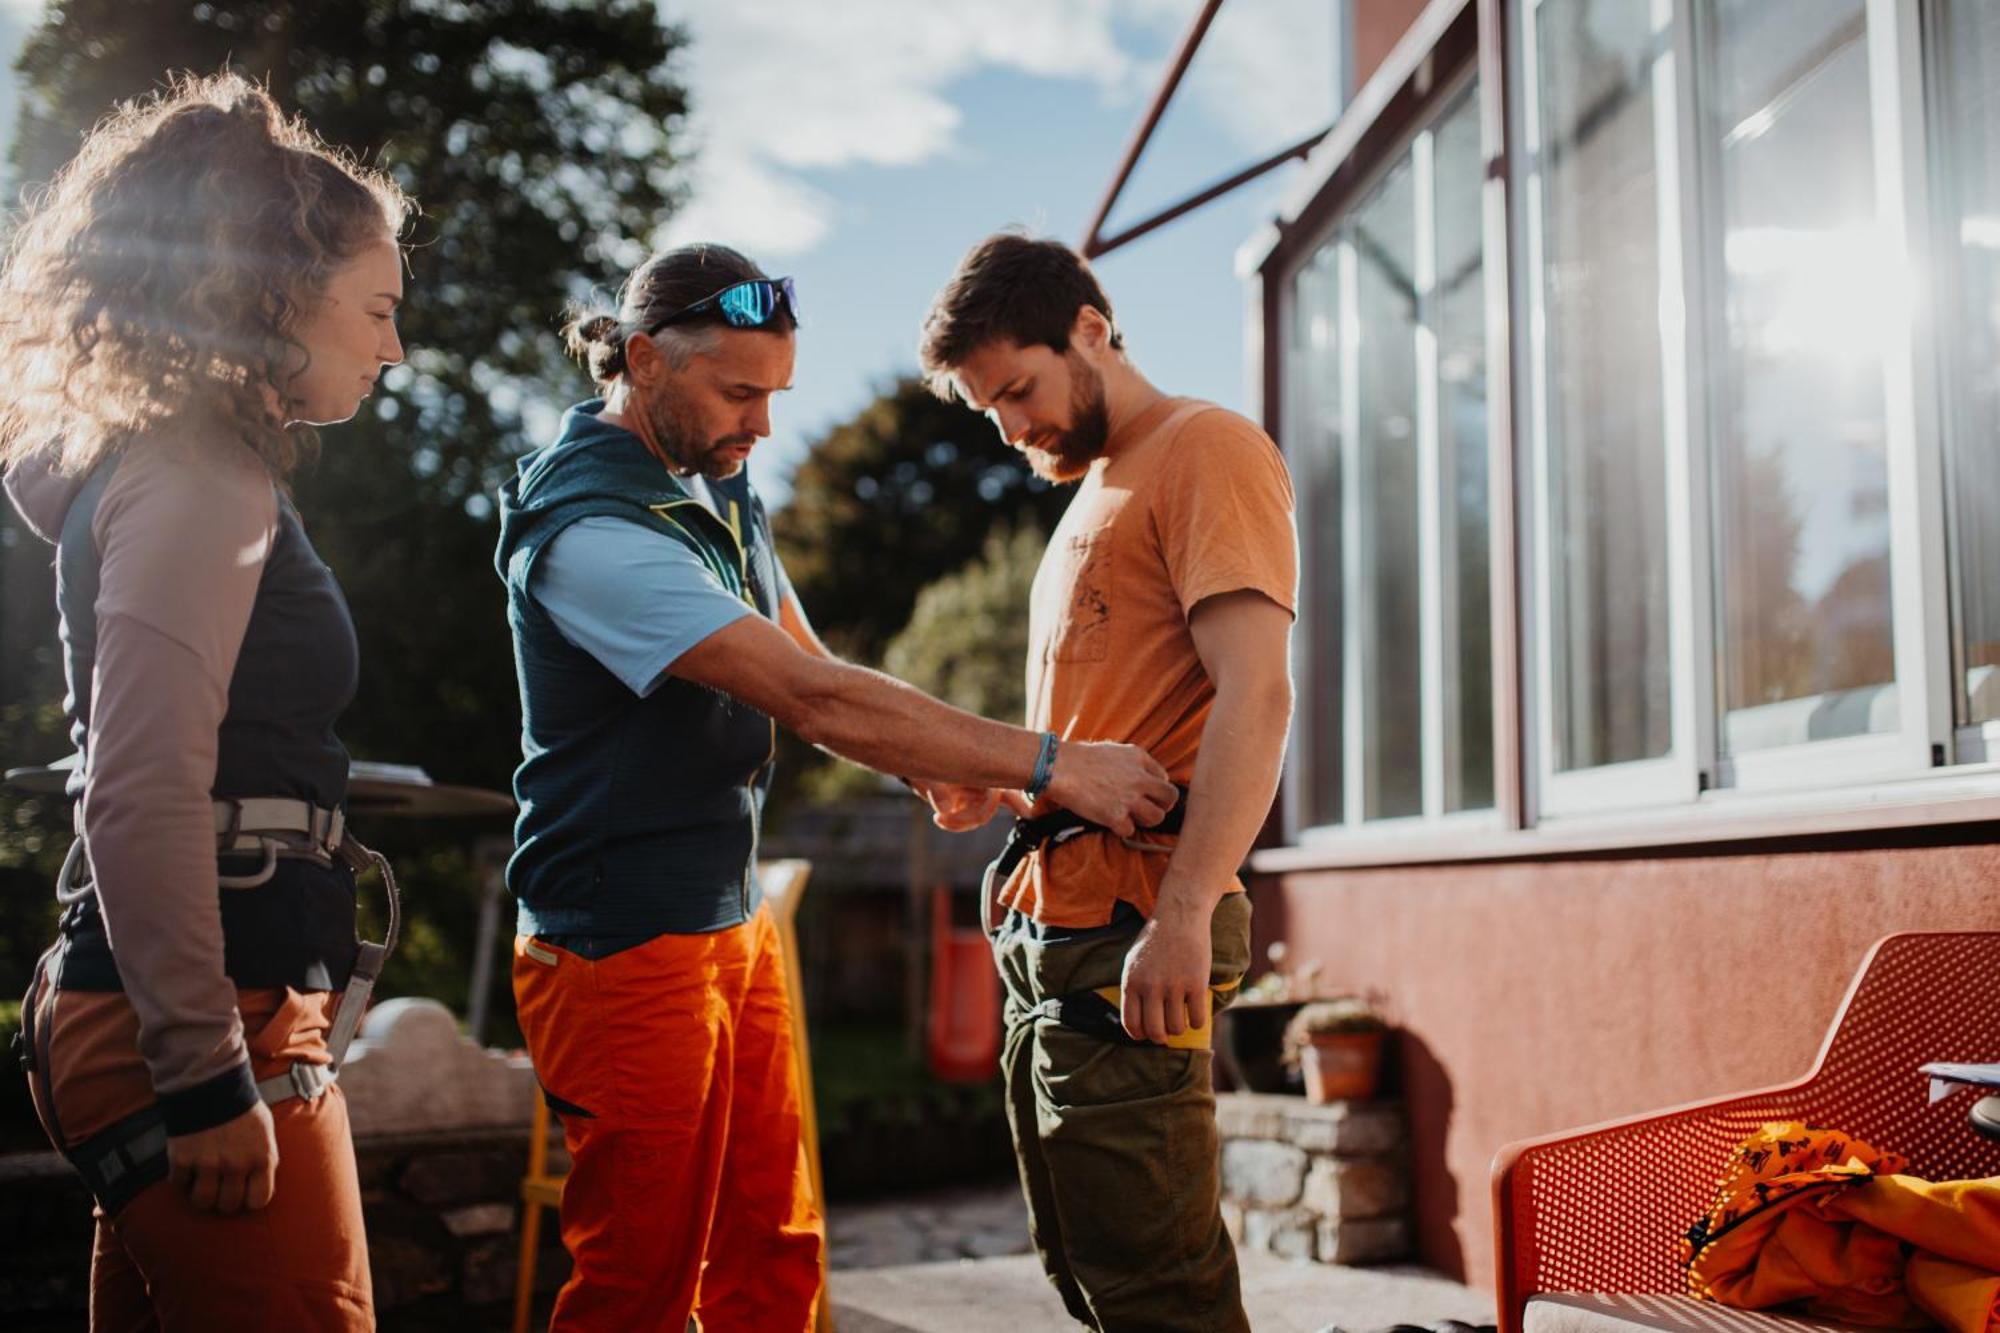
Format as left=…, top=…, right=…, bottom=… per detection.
left=926, top=884, right=1001, bottom=1082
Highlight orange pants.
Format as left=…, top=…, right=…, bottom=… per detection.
left=513, top=906, right=823, bottom=1332
left=25, top=951, right=372, bottom=1332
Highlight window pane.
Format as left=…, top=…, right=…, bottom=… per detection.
left=1706, top=0, right=1894, bottom=756
left=1433, top=88, right=1494, bottom=812
left=1534, top=0, right=1675, bottom=771
left=1936, top=0, right=2000, bottom=727
left=1289, top=245, right=1344, bottom=826
left=1354, top=158, right=1423, bottom=820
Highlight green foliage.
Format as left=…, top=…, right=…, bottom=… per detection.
left=771, top=378, right=1065, bottom=809
left=6, top=0, right=685, bottom=787
left=882, top=522, right=1042, bottom=724
left=808, top=1024, right=1000, bottom=1139
left=773, top=376, right=1067, bottom=666
left=800, top=520, right=1046, bottom=804
left=0, top=1, right=687, bottom=1012
left=0, top=701, right=72, bottom=995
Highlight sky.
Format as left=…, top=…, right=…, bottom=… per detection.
left=655, top=0, right=1341, bottom=502
left=0, top=0, right=1344, bottom=506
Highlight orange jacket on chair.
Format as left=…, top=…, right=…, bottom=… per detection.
left=1684, top=1121, right=2000, bottom=1333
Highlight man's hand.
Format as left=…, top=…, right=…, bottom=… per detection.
left=1119, top=901, right=1213, bottom=1043
left=167, top=1099, right=278, bottom=1214
left=1044, top=740, right=1177, bottom=838
left=917, top=781, right=1006, bottom=832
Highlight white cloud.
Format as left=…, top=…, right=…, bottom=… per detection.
left=660, top=0, right=1142, bottom=256
left=659, top=0, right=1339, bottom=259
left=1173, top=0, right=1338, bottom=149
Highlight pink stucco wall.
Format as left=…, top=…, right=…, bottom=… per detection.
left=1251, top=839, right=2000, bottom=1288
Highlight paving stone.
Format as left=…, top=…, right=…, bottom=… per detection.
left=397, top=1149, right=521, bottom=1206
left=962, top=1226, right=1029, bottom=1259
left=1214, top=1092, right=1291, bottom=1140
left=369, top=1235, right=451, bottom=1310
left=1301, top=1156, right=1408, bottom=1220
left=1241, top=1206, right=1317, bottom=1260
left=1268, top=1211, right=1318, bottom=1261
left=460, top=1238, right=517, bottom=1307
left=442, top=1202, right=517, bottom=1238
left=1221, top=1140, right=1308, bottom=1206
left=1319, top=1215, right=1410, bottom=1264
left=829, top=1183, right=1030, bottom=1271
left=341, top=998, right=537, bottom=1137
left=1281, top=1103, right=1404, bottom=1155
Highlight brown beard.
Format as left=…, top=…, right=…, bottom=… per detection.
left=1022, top=353, right=1110, bottom=483
left=638, top=386, right=752, bottom=480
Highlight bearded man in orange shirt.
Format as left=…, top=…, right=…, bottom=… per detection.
left=916, top=233, right=1299, bottom=1333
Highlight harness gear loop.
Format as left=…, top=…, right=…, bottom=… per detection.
left=977, top=783, right=1192, bottom=937
left=35, top=801, right=402, bottom=1214
left=984, top=785, right=1244, bottom=1051
left=314, top=833, right=400, bottom=1084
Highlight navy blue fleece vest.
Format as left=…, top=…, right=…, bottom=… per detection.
left=495, top=401, right=781, bottom=940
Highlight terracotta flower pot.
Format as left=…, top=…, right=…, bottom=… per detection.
left=1301, top=1029, right=1384, bottom=1103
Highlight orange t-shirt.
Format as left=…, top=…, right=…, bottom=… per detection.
left=998, top=396, right=1298, bottom=927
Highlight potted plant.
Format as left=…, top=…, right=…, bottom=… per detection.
left=1282, top=996, right=1389, bottom=1103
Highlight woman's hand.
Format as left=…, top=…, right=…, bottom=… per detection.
left=167, top=1099, right=278, bottom=1213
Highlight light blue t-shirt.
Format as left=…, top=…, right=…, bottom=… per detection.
left=532, top=489, right=794, bottom=697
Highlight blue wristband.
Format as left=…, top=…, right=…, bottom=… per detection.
left=1024, top=731, right=1059, bottom=802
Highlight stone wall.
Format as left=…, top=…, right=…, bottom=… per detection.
left=0, top=997, right=565, bottom=1331
left=1216, top=1092, right=1411, bottom=1265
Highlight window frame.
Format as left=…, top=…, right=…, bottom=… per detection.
left=1279, top=60, right=1507, bottom=843
left=1246, top=0, right=2000, bottom=868
left=1688, top=0, right=1955, bottom=797
left=1921, top=0, right=2000, bottom=757
left=1515, top=0, right=1710, bottom=821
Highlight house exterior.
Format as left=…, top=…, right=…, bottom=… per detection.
left=1226, top=0, right=2000, bottom=1288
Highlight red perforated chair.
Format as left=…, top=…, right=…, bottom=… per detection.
left=1492, top=931, right=2000, bottom=1333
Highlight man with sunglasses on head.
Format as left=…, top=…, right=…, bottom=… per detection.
left=913, top=233, right=1298, bottom=1332
left=493, top=243, right=1177, bottom=1332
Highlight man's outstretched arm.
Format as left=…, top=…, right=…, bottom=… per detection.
left=674, top=612, right=1176, bottom=837
left=1118, top=588, right=1294, bottom=1043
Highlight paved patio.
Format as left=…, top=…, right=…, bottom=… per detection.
left=826, top=1183, right=1494, bottom=1333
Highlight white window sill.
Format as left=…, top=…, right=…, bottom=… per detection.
left=1252, top=762, right=2000, bottom=873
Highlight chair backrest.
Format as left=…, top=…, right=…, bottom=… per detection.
left=1499, top=931, right=2000, bottom=1301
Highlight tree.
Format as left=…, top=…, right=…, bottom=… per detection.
left=800, top=521, right=1047, bottom=805
left=768, top=377, right=1067, bottom=810
left=774, top=376, right=1069, bottom=665
left=882, top=522, right=1043, bottom=725
left=2, top=0, right=686, bottom=787
left=0, top=1, right=688, bottom=1019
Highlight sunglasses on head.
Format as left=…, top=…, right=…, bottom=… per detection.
left=646, top=277, right=800, bottom=334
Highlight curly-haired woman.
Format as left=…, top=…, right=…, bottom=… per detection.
left=1, top=73, right=408, bottom=1329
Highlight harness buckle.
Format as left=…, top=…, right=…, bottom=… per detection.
left=258, top=1060, right=335, bottom=1106
left=217, top=798, right=244, bottom=850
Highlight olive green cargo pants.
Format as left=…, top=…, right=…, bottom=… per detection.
left=994, top=893, right=1253, bottom=1333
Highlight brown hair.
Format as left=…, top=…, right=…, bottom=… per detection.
left=563, top=242, right=795, bottom=388
left=0, top=72, right=410, bottom=477
left=918, top=231, right=1123, bottom=399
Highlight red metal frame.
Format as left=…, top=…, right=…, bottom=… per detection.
left=1079, top=0, right=1331, bottom=261
left=1491, top=931, right=2000, bottom=1333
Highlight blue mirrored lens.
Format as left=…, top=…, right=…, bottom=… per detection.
left=718, top=282, right=775, bottom=327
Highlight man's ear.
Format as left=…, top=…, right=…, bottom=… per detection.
left=624, top=330, right=662, bottom=387
left=1071, top=305, right=1114, bottom=355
